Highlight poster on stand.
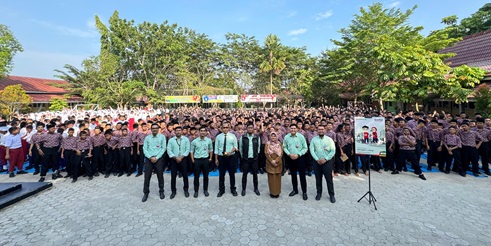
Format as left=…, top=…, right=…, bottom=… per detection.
left=354, top=117, right=386, bottom=157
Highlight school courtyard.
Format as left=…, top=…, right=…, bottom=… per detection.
left=0, top=156, right=490, bottom=246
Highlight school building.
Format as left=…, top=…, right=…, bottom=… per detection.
left=0, top=75, right=83, bottom=111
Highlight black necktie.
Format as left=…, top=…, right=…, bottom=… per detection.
left=223, top=133, right=227, bottom=154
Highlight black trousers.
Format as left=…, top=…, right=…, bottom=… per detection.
left=258, top=143, right=266, bottom=170
left=342, top=144, right=355, bottom=173
left=119, top=147, right=131, bottom=174
left=143, top=157, right=164, bottom=194
left=314, top=159, right=335, bottom=197
left=461, top=146, right=479, bottom=174
left=359, top=155, right=370, bottom=173
left=170, top=157, right=189, bottom=192
left=415, top=139, right=423, bottom=165
left=398, top=149, right=422, bottom=174
left=41, top=147, right=59, bottom=176
left=381, top=141, right=394, bottom=170
left=241, top=158, right=258, bottom=190
left=193, top=158, right=209, bottom=191
left=31, top=147, right=42, bottom=172
left=105, top=148, right=118, bottom=174
left=218, top=155, right=236, bottom=192
left=92, top=146, right=105, bottom=173
left=427, top=140, right=442, bottom=167
left=132, top=142, right=139, bottom=171
left=64, top=150, right=76, bottom=176
left=74, top=150, right=92, bottom=178
left=135, top=145, right=144, bottom=174
left=445, top=148, right=461, bottom=172
left=478, top=142, right=490, bottom=173
left=286, top=155, right=307, bottom=193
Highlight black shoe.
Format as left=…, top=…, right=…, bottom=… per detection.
left=289, top=191, right=298, bottom=197
left=204, top=190, right=209, bottom=197
left=17, top=170, right=27, bottom=174
left=118, top=173, right=124, bottom=177
left=94, top=172, right=99, bottom=177
left=460, top=172, right=466, bottom=177
left=241, top=190, right=246, bottom=196
left=384, top=168, right=389, bottom=172
left=88, top=176, right=93, bottom=180
left=178, top=173, right=182, bottom=178
left=127, top=173, right=132, bottom=177
left=25, top=165, right=34, bottom=170
left=330, top=196, right=336, bottom=203
left=307, top=171, right=312, bottom=177
left=473, top=172, right=479, bottom=177
left=142, top=194, right=148, bottom=202
left=484, top=172, right=491, bottom=176
left=439, top=168, right=444, bottom=172
left=71, top=178, right=77, bottom=183
left=445, top=170, right=450, bottom=174
left=39, top=177, right=45, bottom=182
left=403, top=167, right=408, bottom=172
left=104, top=174, right=110, bottom=178
left=0, top=169, right=7, bottom=173
left=419, top=174, right=426, bottom=180
left=194, top=191, right=198, bottom=198
left=9, top=172, right=15, bottom=178
left=232, top=190, right=238, bottom=196
left=217, top=191, right=224, bottom=197
left=254, top=189, right=260, bottom=196
left=259, top=169, right=264, bottom=174
left=64, top=175, right=71, bottom=178
left=83, top=174, right=88, bottom=177
left=33, top=170, right=40, bottom=175
left=135, top=173, right=143, bottom=177
left=184, top=191, right=190, bottom=198
left=315, top=194, right=321, bottom=201
left=391, top=170, right=400, bottom=175
left=160, top=192, right=165, bottom=200
left=52, top=171, right=58, bottom=180
left=170, top=193, right=176, bottom=199
left=302, top=193, right=308, bottom=201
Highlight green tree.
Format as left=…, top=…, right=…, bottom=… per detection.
left=49, top=97, right=68, bottom=111
left=0, top=84, right=31, bottom=118
left=259, top=34, right=286, bottom=94
left=324, top=3, right=482, bottom=111
left=0, top=24, right=23, bottom=78
left=475, top=83, right=491, bottom=117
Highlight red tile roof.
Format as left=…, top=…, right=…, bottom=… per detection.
left=440, top=30, right=491, bottom=74
left=0, top=75, right=70, bottom=93
left=0, top=75, right=82, bottom=103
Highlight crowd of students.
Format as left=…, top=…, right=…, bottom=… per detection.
left=0, top=106, right=489, bottom=201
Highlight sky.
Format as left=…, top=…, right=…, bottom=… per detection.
left=0, top=0, right=489, bottom=79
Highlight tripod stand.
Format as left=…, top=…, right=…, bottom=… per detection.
left=357, top=160, right=377, bottom=210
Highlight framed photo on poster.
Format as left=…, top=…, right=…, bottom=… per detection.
left=354, top=117, right=386, bottom=157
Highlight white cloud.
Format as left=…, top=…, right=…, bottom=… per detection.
left=288, top=28, right=307, bottom=36
left=387, top=1, right=401, bottom=8
left=315, top=10, right=333, bottom=21
left=32, top=19, right=98, bottom=38
left=291, top=37, right=299, bottom=41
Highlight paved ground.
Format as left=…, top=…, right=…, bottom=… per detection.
left=0, top=162, right=490, bottom=246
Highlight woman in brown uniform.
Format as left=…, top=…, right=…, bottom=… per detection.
left=265, top=132, right=283, bottom=198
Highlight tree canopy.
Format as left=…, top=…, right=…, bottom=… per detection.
left=55, top=3, right=488, bottom=109
left=0, top=24, right=23, bottom=79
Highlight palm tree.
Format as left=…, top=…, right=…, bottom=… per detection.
left=259, top=34, right=286, bottom=94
